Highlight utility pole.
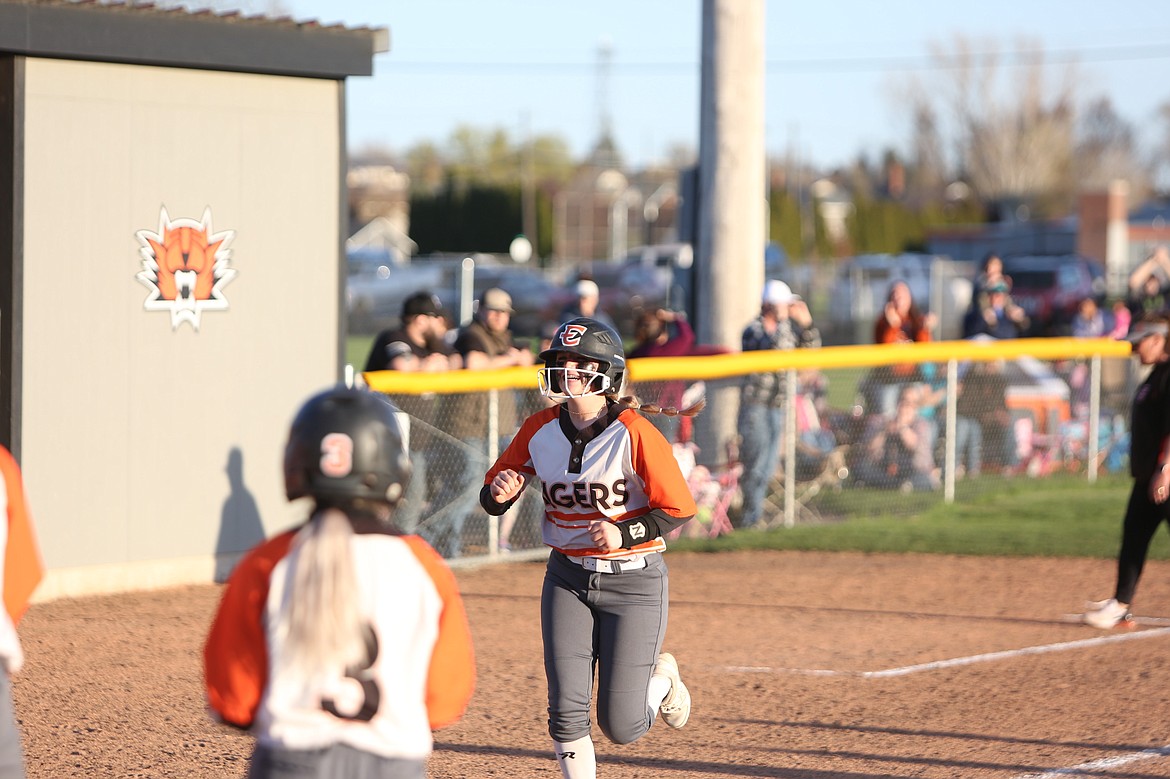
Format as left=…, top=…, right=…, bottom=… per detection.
left=694, top=0, right=766, bottom=462
left=696, top=0, right=765, bottom=349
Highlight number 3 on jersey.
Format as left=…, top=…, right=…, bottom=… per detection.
left=321, top=624, right=381, bottom=721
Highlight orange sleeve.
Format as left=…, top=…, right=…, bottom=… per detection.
left=405, top=536, right=475, bottom=730
left=0, top=447, right=42, bottom=625
left=874, top=317, right=900, bottom=345
left=624, top=413, right=698, bottom=518
left=203, top=530, right=296, bottom=728
left=483, top=406, right=558, bottom=484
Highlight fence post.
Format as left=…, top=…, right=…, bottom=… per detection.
left=1088, top=355, right=1101, bottom=484
left=784, top=368, right=797, bottom=528
left=944, top=358, right=958, bottom=504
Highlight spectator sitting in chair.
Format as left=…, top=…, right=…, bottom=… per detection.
left=852, top=383, right=938, bottom=492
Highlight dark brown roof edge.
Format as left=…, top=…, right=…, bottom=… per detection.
left=0, top=1, right=389, bottom=79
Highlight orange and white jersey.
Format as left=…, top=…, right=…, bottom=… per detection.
left=204, top=524, right=474, bottom=759
left=0, top=446, right=43, bottom=674
left=486, top=405, right=697, bottom=559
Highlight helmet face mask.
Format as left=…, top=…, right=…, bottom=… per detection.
left=538, top=356, right=611, bottom=400
left=538, top=317, right=626, bottom=401
left=283, top=387, right=412, bottom=508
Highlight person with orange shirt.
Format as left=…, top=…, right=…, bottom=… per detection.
left=204, top=386, right=474, bottom=779
left=874, top=279, right=936, bottom=347
left=480, top=318, right=698, bottom=779
left=0, top=445, right=43, bottom=778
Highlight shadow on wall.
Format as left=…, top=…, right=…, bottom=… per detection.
left=214, top=447, right=266, bottom=583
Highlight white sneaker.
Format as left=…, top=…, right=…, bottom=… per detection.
left=1084, top=598, right=1132, bottom=629
left=655, top=652, right=691, bottom=729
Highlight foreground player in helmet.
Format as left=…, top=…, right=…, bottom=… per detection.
left=481, top=317, right=700, bottom=779
left=204, top=386, right=474, bottom=778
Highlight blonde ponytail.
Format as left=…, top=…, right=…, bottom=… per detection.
left=282, top=508, right=367, bottom=674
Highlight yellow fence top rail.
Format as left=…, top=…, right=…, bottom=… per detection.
left=361, top=337, right=1133, bottom=396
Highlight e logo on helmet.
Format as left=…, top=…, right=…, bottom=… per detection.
left=560, top=324, right=588, bottom=348
left=320, top=433, right=354, bottom=478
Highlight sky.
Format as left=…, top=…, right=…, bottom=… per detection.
left=280, top=0, right=1170, bottom=171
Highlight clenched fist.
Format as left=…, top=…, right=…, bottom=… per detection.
left=490, top=469, right=526, bottom=503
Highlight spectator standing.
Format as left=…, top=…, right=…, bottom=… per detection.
left=204, top=386, right=475, bottom=778
left=1084, top=319, right=1170, bottom=628
left=363, top=291, right=462, bottom=533
left=968, top=252, right=1014, bottom=313
left=0, top=445, right=43, bottom=778
left=955, top=360, right=1018, bottom=474
left=868, top=279, right=938, bottom=409
left=429, top=288, right=534, bottom=558
left=736, top=280, right=821, bottom=529
left=1126, top=247, right=1170, bottom=321
left=874, top=280, right=936, bottom=347
left=560, top=278, right=618, bottom=332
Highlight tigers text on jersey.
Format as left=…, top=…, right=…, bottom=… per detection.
left=486, top=405, right=697, bottom=558
left=204, top=525, right=474, bottom=759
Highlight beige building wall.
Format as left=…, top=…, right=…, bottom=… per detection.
left=19, top=58, right=343, bottom=598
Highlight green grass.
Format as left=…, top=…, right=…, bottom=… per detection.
left=346, top=335, right=376, bottom=371
left=671, top=473, right=1170, bottom=560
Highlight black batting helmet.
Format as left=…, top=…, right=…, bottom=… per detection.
left=283, top=386, right=412, bottom=507
left=538, top=317, right=626, bottom=398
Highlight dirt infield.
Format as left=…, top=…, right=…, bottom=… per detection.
left=14, top=549, right=1170, bottom=778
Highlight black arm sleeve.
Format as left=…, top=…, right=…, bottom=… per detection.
left=479, top=484, right=517, bottom=516
left=617, top=509, right=695, bottom=548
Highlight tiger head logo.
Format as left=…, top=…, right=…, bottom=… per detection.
left=136, top=207, right=237, bottom=331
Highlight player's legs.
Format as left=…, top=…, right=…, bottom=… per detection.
left=1115, top=481, right=1170, bottom=604
left=543, top=554, right=597, bottom=738
left=594, top=554, right=669, bottom=745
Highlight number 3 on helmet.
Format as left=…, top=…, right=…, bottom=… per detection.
left=283, top=386, right=413, bottom=507
left=537, top=317, right=626, bottom=400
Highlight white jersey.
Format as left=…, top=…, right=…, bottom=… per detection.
left=486, top=405, right=696, bottom=559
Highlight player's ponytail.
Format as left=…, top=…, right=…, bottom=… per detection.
left=282, top=508, right=367, bottom=675
left=615, top=394, right=706, bottom=419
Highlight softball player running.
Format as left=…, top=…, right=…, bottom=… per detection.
left=205, top=386, right=475, bottom=779
left=481, top=317, right=699, bottom=779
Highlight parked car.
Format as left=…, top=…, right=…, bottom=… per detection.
left=346, top=250, right=450, bottom=334
left=827, top=253, right=975, bottom=344
left=999, top=254, right=1106, bottom=336
left=437, top=265, right=574, bottom=340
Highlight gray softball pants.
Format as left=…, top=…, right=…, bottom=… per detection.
left=247, top=743, right=424, bottom=779
left=542, top=550, right=669, bottom=745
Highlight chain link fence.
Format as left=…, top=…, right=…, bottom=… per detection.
left=364, top=337, right=1135, bottom=562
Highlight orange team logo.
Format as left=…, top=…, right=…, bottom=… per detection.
left=136, top=207, right=237, bottom=331
left=560, top=324, right=588, bottom=347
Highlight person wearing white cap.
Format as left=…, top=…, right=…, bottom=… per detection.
left=736, top=280, right=821, bottom=529
left=559, top=278, right=618, bottom=333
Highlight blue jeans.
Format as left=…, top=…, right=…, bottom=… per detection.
left=955, top=416, right=983, bottom=475
left=737, top=401, right=784, bottom=528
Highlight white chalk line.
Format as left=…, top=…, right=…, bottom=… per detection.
left=1013, top=744, right=1170, bottom=778
left=724, top=626, right=1170, bottom=678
